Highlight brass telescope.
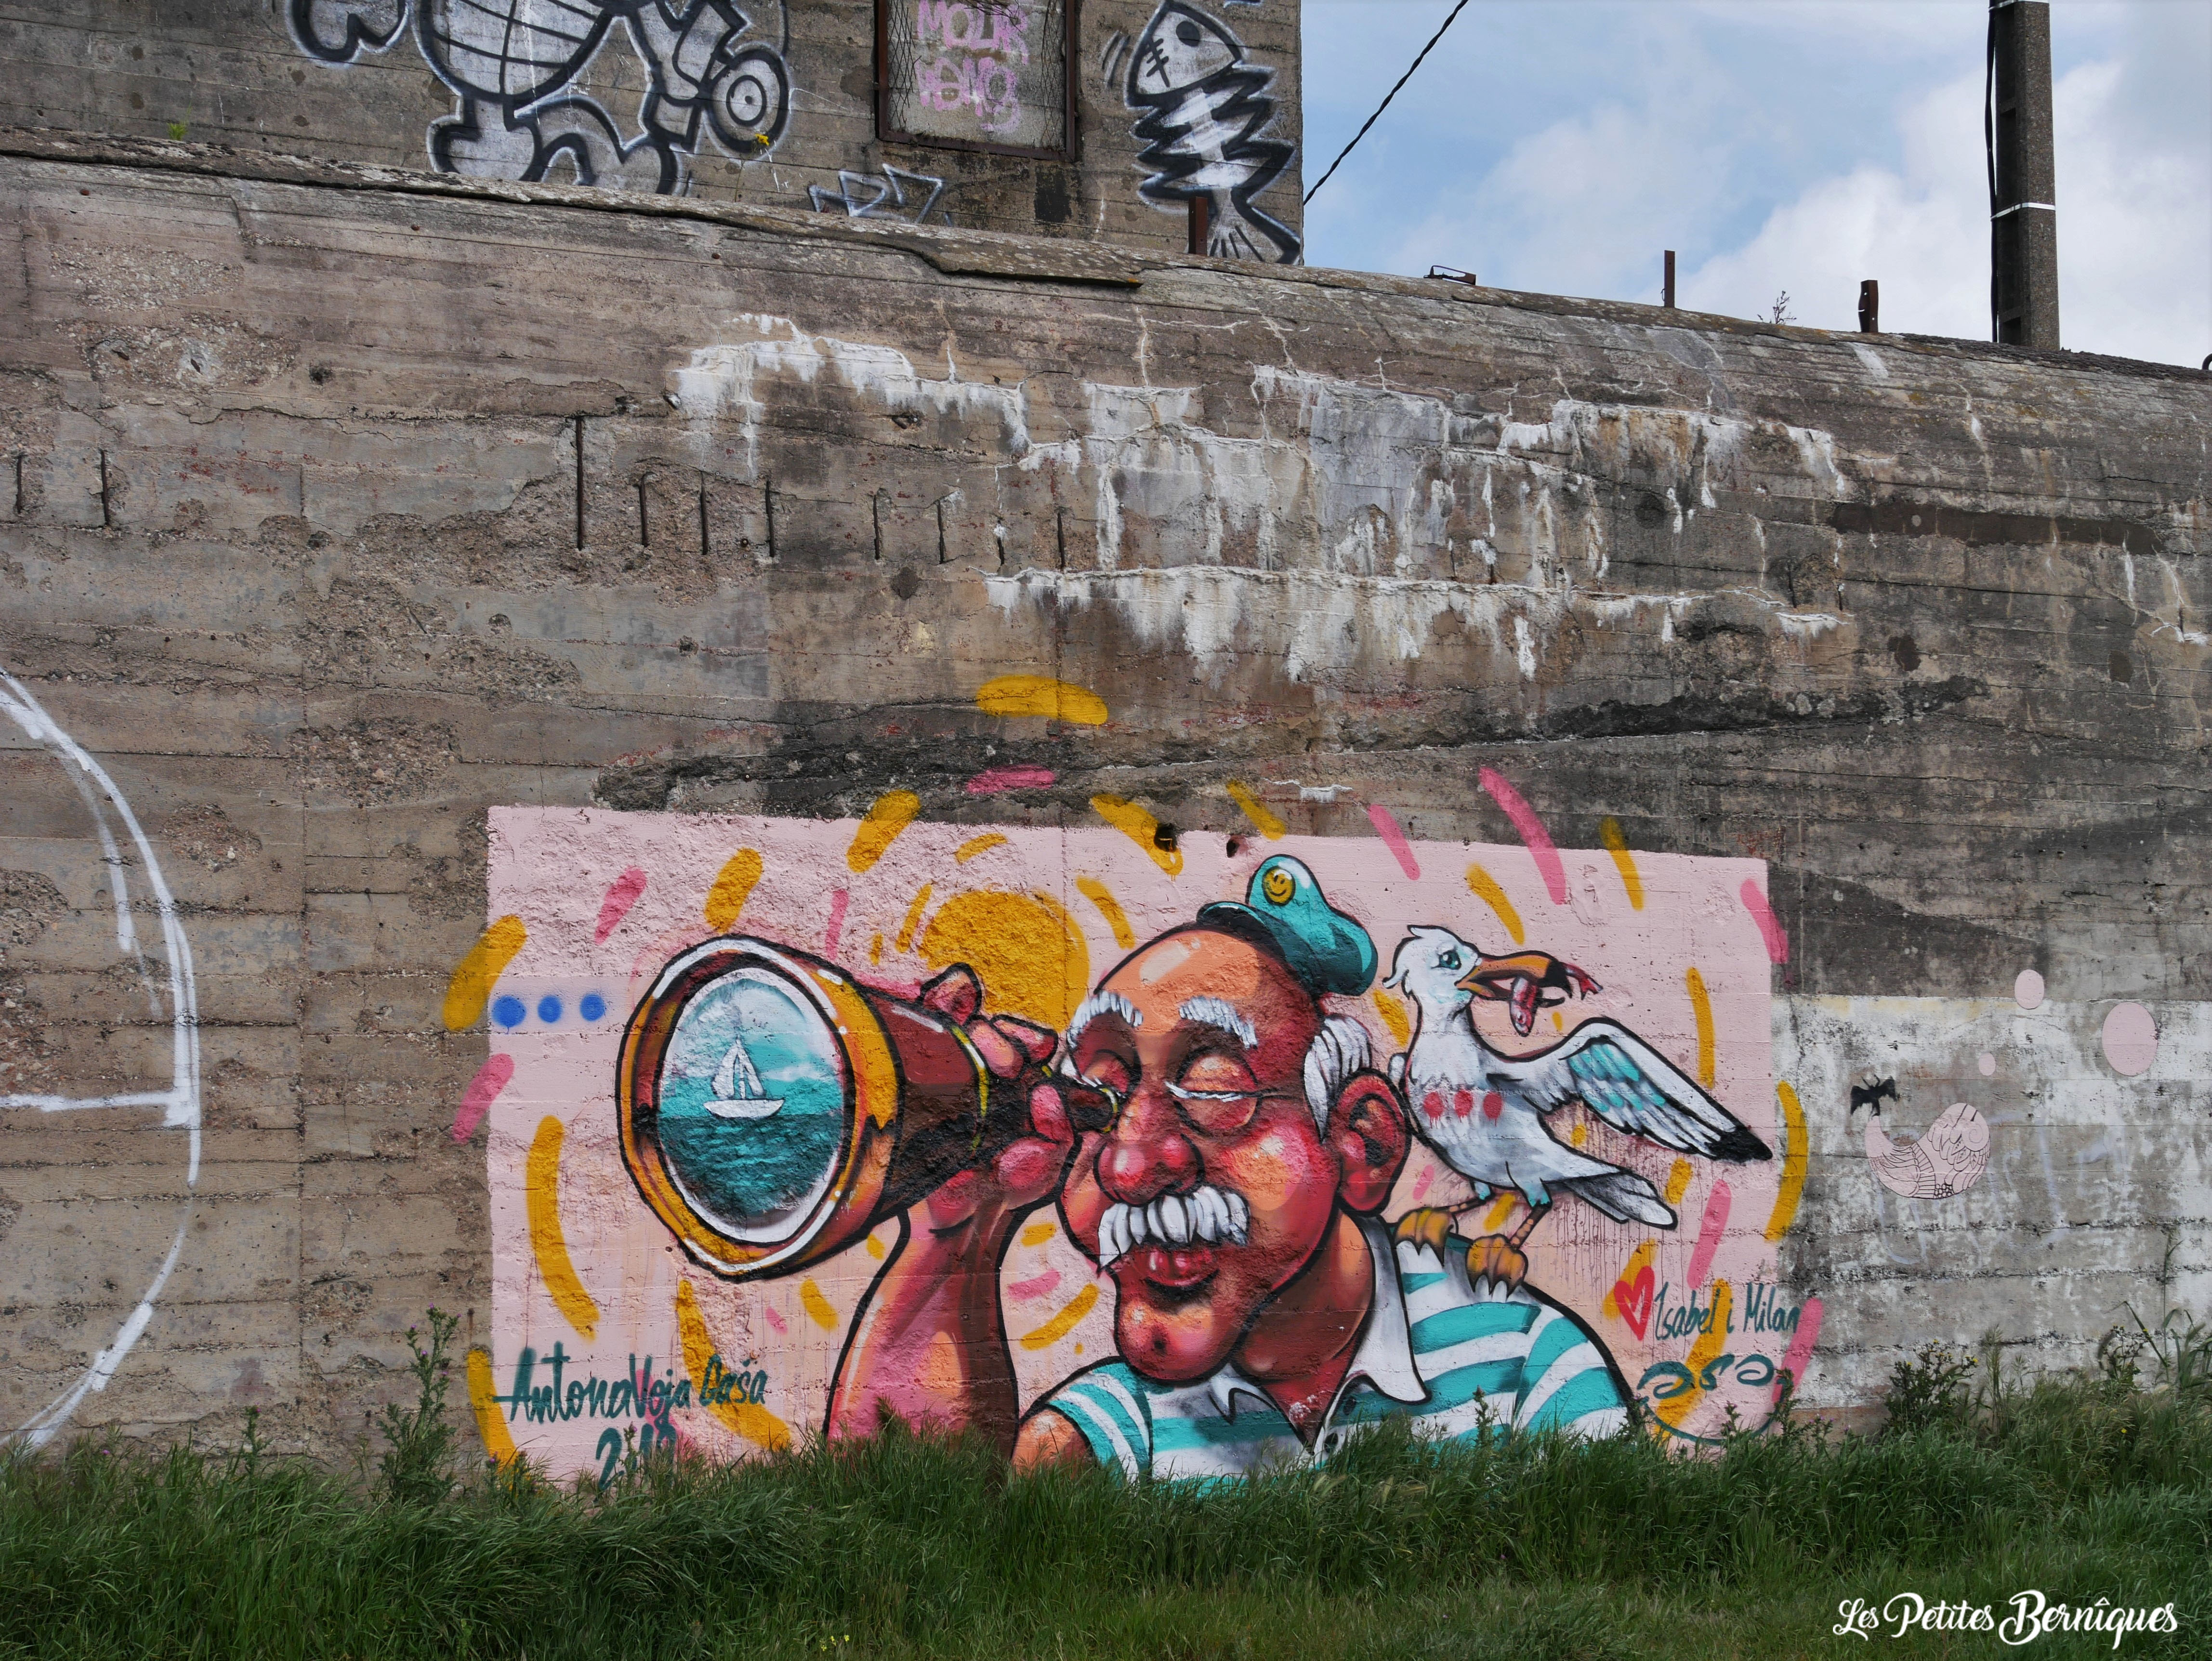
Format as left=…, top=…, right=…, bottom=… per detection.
left=616, top=936, right=1086, bottom=1281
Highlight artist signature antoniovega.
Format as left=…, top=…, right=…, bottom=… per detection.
left=1834, top=1592, right=2181, bottom=1646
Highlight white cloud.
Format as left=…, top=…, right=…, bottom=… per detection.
left=1685, top=44, right=2211, bottom=364
left=1301, top=0, right=2211, bottom=367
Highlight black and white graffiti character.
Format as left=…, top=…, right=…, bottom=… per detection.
left=1123, top=0, right=1299, bottom=264
left=289, top=0, right=790, bottom=194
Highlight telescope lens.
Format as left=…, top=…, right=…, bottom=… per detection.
left=655, top=965, right=847, bottom=1243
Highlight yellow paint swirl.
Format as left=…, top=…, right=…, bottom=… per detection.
left=1224, top=779, right=1287, bottom=839
left=1092, top=794, right=1182, bottom=875
left=1764, top=1082, right=1808, bottom=1242
left=525, top=1116, right=599, bottom=1342
left=1076, top=875, right=1134, bottom=948
left=1598, top=816, right=1645, bottom=910
left=1685, top=965, right=1716, bottom=1088
left=847, top=791, right=921, bottom=874
left=1463, top=863, right=1525, bottom=946
left=1656, top=1279, right=1735, bottom=1429
left=675, top=1280, right=792, bottom=1450
left=443, top=914, right=527, bottom=1030
left=976, top=674, right=1109, bottom=725
left=703, top=848, right=764, bottom=931
left=466, top=1345, right=519, bottom=1466
left=1019, top=1283, right=1099, bottom=1350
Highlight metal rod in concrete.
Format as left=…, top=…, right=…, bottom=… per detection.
left=1989, top=0, right=2059, bottom=348
left=1663, top=250, right=1676, bottom=309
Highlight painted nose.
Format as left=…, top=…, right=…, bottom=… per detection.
left=1094, top=1087, right=1199, bottom=1206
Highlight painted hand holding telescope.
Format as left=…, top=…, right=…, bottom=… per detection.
left=617, top=937, right=1108, bottom=1280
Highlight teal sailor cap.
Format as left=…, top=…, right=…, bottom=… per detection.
left=1197, top=855, right=1378, bottom=999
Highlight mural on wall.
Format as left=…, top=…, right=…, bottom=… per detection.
left=461, top=733, right=1817, bottom=1477
left=0, top=670, right=201, bottom=1451
left=879, top=0, right=1071, bottom=154
left=288, top=0, right=790, bottom=192
left=1117, top=0, right=1299, bottom=263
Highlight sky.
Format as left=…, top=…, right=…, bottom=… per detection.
left=1298, top=0, right=2212, bottom=366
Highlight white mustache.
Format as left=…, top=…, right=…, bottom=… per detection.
left=1095, top=1186, right=1251, bottom=1267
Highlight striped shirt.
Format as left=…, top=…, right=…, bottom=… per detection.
left=1040, top=1219, right=1628, bottom=1481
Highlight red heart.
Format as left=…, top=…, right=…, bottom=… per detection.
left=1612, top=1265, right=1656, bottom=1339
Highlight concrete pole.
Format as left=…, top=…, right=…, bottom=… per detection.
left=1989, top=0, right=2059, bottom=348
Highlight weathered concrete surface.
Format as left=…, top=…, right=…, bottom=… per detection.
left=0, top=0, right=1304, bottom=256
left=0, top=132, right=2206, bottom=1456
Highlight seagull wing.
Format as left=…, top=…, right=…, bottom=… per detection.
left=1487, top=1019, right=1771, bottom=1162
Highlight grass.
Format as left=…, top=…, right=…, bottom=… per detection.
left=2, top=1324, right=2208, bottom=1661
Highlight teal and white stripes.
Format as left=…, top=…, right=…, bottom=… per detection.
left=1040, top=1228, right=1627, bottom=1482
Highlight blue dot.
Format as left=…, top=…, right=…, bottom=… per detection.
left=537, top=995, right=564, bottom=1025
left=579, top=992, right=607, bottom=1022
left=491, top=996, right=527, bottom=1029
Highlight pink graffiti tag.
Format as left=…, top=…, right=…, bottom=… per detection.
left=912, top=1, right=1031, bottom=134
left=1686, top=1180, right=1732, bottom=1288
left=1365, top=803, right=1422, bottom=881
left=452, top=1052, right=515, bottom=1143
left=1776, top=1295, right=1823, bottom=1404
left=965, top=765, right=1055, bottom=795
left=1478, top=767, right=1567, bottom=904
left=1739, top=879, right=1790, bottom=962
left=594, top=866, right=648, bottom=943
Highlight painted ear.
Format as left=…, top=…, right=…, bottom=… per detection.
left=1329, top=1072, right=1409, bottom=1215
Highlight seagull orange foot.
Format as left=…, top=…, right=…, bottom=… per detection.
left=1393, top=1207, right=1455, bottom=1255
left=1467, top=1233, right=1529, bottom=1292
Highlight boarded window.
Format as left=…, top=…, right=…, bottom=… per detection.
left=878, top=0, right=1075, bottom=158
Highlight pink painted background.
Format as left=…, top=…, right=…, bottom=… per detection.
left=481, top=805, right=1800, bottom=1472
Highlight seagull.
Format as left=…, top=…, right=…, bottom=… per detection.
left=1384, top=926, right=1771, bottom=1288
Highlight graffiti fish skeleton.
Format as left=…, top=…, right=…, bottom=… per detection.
left=1124, top=0, right=1299, bottom=264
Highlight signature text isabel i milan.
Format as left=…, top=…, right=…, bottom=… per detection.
left=1835, top=1592, right=2179, bottom=1648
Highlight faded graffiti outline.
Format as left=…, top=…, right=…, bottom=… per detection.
left=0, top=670, right=201, bottom=1450
left=808, top=165, right=948, bottom=224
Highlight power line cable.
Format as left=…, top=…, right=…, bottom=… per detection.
left=1304, top=0, right=1475, bottom=205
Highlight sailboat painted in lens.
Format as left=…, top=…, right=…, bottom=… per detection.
left=705, top=1034, right=785, bottom=1120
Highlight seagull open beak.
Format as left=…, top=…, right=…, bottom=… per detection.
left=1456, top=951, right=1565, bottom=996
left=1458, top=951, right=1601, bottom=1037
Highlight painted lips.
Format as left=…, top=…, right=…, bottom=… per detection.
left=1126, top=1244, right=1217, bottom=1291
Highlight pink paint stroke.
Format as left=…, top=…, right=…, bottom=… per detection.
left=763, top=1306, right=788, bottom=1335
left=451, top=1052, right=514, bottom=1143
left=594, top=866, right=649, bottom=944
left=1365, top=804, right=1422, bottom=880
left=1686, top=1180, right=1731, bottom=1288
left=1739, top=879, right=1790, bottom=962
left=1007, top=1269, right=1063, bottom=1302
left=823, top=888, right=849, bottom=958
left=1478, top=767, right=1567, bottom=904
left=1775, top=1295, right=1823, bottom=1406
left=966, top=765, right=1056, bottom=795
left=1409, top=1162, right=1437, bottom=1205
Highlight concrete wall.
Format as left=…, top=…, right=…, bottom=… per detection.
left=0, top=129, right=2207, bottom=1466
left=0, top=0, right=1305, bottom=256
